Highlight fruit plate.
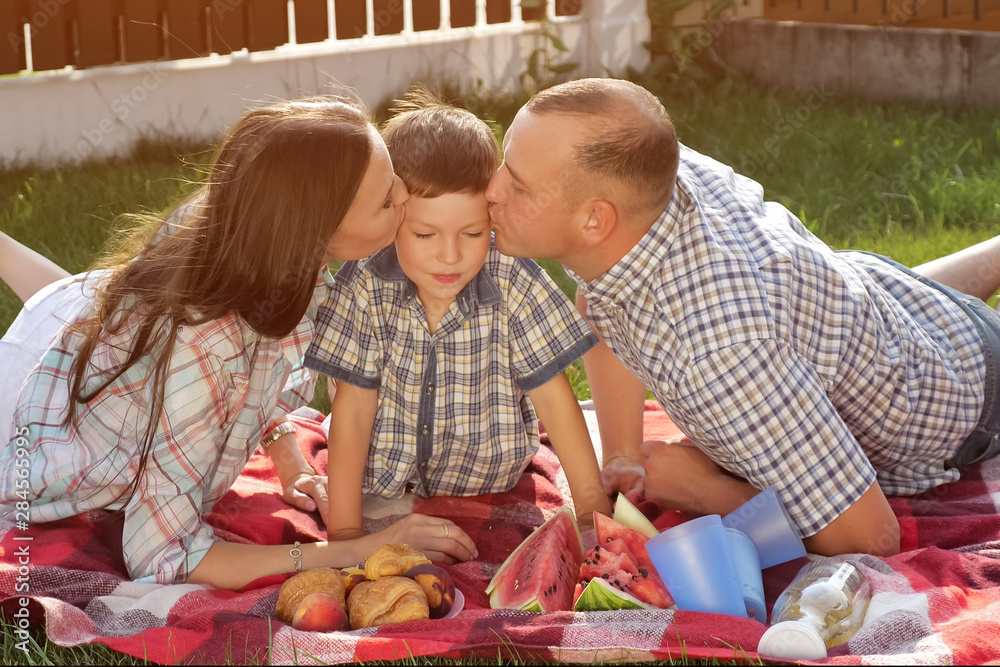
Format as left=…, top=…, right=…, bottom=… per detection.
left=443, top=588, right=465, bottom=619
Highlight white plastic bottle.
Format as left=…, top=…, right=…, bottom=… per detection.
left=757, top=556, right=872, bottom=660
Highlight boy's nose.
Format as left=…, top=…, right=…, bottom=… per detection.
left=439, top=239, right=461, bottom=264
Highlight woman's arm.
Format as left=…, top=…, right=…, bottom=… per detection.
left=186, top=512, right=479, bottom=589
left=265, top=419, right=329, bottom=525
left=325, top=381, right=378, bottom=540
left=527, top=372, right=613, bottom=528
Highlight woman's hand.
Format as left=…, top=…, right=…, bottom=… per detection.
left=282, top=472, right=329, bottom=526
left=369, top=514, right=477, bottom=565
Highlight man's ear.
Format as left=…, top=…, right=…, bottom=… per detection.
left=580, top=199, right=617, bottom=247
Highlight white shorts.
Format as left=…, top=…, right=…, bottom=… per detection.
left=0, top=274, right=99, bottom=447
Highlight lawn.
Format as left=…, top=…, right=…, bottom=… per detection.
left=1, top=64, right=999, bottom=665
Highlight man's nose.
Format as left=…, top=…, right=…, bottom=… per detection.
left=485, top=168, right=504, bottom=204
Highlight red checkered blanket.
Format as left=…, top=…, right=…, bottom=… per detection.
left=2, top=403, right=1000, bottom=665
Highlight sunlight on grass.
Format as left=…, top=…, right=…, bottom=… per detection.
left=1, top=69, right=998, bottom=666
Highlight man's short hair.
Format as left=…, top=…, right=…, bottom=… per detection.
left=382, top=87, right=500, bottom=197
left=526, top=78, right=679, bottom=213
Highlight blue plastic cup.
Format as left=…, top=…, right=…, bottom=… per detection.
left=726, top=527, right=766, bottom=623
left=722, top=487, right=807, bottom=569
left=645, top=514, right=748, bottom=618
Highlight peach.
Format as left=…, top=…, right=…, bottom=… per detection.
left=340, top=566, right=367, bottom=596
left=291, top=592, right=350, bottom=632
left=404, top=563, right=456, bottom=619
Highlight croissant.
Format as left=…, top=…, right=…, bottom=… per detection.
left=363, top=544, right=431, bottom=580
left=275, top=567, right=347, bottom=624
left=347, top=576, right=430, bottom=629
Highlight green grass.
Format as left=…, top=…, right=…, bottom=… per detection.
left=1, top=71, right=999, bottom=664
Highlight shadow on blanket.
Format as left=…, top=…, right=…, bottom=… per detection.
left=2, top=404, right=1000, bottom=665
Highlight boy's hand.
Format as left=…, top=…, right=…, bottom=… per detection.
left=376, top=514, right=478, bottom=565
left=282, top=472, right=330, bottom=526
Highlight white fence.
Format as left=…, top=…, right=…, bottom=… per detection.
left=0, top=0, right=651, bottom=166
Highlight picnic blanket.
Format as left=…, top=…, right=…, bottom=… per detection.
left=2, top=401, right=1000, bottom=665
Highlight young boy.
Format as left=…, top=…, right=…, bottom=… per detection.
left=305, top=91, right=613, bottom=540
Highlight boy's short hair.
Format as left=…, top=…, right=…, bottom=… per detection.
left=382, top=87, right=500, bottom=198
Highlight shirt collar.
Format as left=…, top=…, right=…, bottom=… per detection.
left=365, top=244, right=502, bottom=318
left=277, top=265, right=334, bottom=364
left=571, top=176, right=693, bottom=304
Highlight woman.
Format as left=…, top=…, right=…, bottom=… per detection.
left=0, top=96, right=476, bottom=590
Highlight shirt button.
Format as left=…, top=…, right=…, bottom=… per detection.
left=420, top=425, right=431, bottom=436
left=425, top=383, right=435, bottom=394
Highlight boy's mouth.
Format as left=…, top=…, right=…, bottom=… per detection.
left=433, top=274, right=461, bottom=284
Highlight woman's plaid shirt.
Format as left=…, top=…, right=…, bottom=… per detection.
left=0, top=270, right=329, bottom=583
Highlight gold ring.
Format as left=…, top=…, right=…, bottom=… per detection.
left=443, top=524, right=449, bottom=539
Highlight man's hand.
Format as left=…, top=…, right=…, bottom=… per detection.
left=600, top=455, right=645, bottom=501
left=640, top=439, right=756, bottom=516
left=282, top=472, right=330, bottom=526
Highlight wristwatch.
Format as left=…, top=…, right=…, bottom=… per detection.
left=259, top=420, right=296, bottom=449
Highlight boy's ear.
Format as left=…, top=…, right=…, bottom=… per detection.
left=580, top=199, right=617, bottom=247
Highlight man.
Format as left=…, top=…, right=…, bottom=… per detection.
left=485, top=77, right=1000, bottom=557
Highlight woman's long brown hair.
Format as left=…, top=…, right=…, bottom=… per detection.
left=64, top=96, right=375, bottom=512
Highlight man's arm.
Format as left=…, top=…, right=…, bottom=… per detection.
left=640, top=440, right=900, bottom=557
left=575, top=292, right=647, bottom=498
left=803, top=481, right=900, bottom=557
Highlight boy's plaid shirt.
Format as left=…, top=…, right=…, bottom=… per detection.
left=305, top=243, right=597, bottom=498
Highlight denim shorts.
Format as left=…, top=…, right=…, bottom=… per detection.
left=858, top=251, right=1000, bottom=468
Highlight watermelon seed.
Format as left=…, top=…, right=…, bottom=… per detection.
left=639, top=568, right=648, bottom=578
left=602, top=573, right=610, bottom=579
left=583, top=559, right=591, bottom=565
left=606, top=537, right=612, bottom=543
left=594, top=545, right=600, bottom=551
left=614, top=579, right=620, bottom=586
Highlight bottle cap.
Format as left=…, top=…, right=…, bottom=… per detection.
left=758, top=620, right=828, bottom=660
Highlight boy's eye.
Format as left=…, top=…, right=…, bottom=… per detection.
left=382, top=196, right=394, bottom=209
left=466, top=232, right=484, bottom=238
left=414, top=233, right=433, bottom=239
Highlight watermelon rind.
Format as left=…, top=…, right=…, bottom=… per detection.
left=573, top=578, right=654, bottom=611
left=613, top=493, right=659, bottom=539
left=486, top=508, right=582, bottom=594
left=486, top=508, right=584, bottom=612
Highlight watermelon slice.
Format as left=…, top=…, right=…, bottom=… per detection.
left=613, top=492, right=659, bottom=538
left=579, top=542, right=638, bottom=581
left=574, top=577, right=655, bottom=611
left=593, top=512, right=674, bottom=609
left=487, top=508, right=584, bottom=612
